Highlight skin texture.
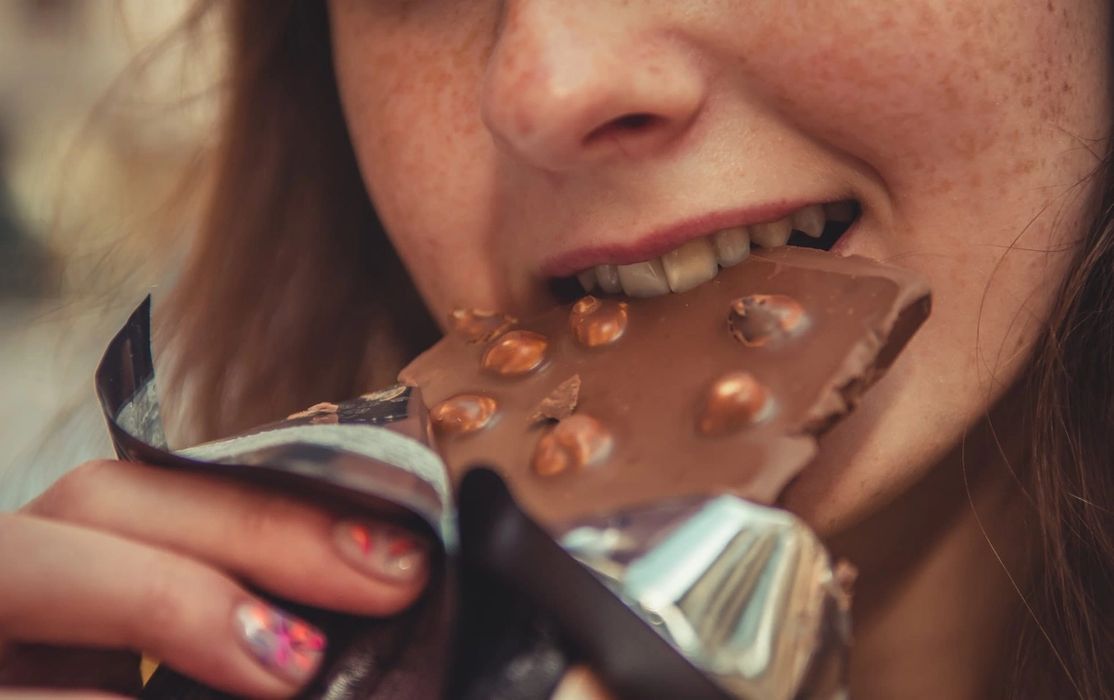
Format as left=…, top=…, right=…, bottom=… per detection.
left=328, top=0, right=1112, bottom=697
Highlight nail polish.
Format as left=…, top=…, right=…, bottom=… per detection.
left=334, top=521, right=428, bottom=583
left=234, top=601, right=326, bottom=685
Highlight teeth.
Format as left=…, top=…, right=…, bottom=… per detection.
left=712, top=226, right=750, bottom=267
left=577, top=269, right=597, bottom=292
left=823, top=200, right=856, bottom=223
left=595, top=264, right=622, bottom=293
left=790, top=204, right=825, bottom=238
left=617, top=258, right=671, bottom=297
left=750, top=218, right=792, bottom=248
left=661, top=238, right=719, bottom=293
left=573, top=202, right=853, bottom=299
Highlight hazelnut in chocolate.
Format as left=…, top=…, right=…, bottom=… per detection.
left=480, top=330, right=549, bottom=376
left=569, top=296, right=629, bottom=348
left=727, top=294, right=809, bottom=348
left=532, top=414, right=613, bottom=477
left=430, top=394, right=499, bottom=436
left=697, top=371, right=773, bottom=437
left=450, top=308, right=517, bottom=344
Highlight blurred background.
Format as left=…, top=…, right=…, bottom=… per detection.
left=0, top=0, right=219, bottom=508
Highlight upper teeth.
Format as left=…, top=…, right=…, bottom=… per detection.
left=576, top=202, right=847, bottom=298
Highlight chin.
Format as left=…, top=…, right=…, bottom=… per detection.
left=776, top=349, right=957, bottom=540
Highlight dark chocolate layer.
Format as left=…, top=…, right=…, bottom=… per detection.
left=400, top=247, right=930, bottom=526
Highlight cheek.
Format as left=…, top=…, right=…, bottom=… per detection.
left=759, top=1, right=1109, bottom=527
left=329, top=3, right=504, bottom=313
left=737, top=1, right=1104, bottom=198
left=748, top=0, right=1104, bottom=366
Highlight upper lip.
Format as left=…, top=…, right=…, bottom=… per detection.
left=540, top=199, right=826, bottom=278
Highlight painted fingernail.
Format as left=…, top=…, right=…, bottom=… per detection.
left=234, top=601, right=326, bottom=685
left=334, top=520, right=428, bottom=583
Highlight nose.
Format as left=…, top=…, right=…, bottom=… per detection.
left=481, top=2, right=708, bottom=172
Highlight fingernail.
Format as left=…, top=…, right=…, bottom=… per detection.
left=234, top=601, right=326, bottom=685
left=334, top=520, right=428, bottom=583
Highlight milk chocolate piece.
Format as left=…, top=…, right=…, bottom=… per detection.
left=400, top=247, right=930, bottom=525
left=529, top=375, right=581, bottom=423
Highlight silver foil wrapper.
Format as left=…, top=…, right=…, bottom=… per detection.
left=176, top=387, right=455, bottom=549
left=558, top=495, right=852, bottom=699
left=113, top=375, right=455, bottom=549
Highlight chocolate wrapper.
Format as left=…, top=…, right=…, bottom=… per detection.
left=96, top=298, right=459, bottom=699
left=94, top=297, right=850, bottom=699
left=97, top=301, right=451, bottom=546
left=457, top=470, right=851, bottom=700
left=557, top=496, right=851, bottom=699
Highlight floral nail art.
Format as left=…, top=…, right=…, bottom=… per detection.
left=235, top=601, right=326, bottom=684
left=335, top=521, right=428, bottom=582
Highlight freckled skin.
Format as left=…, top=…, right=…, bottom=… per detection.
left=328, top=0, right=1110, bottom=694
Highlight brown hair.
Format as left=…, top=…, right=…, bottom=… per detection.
left=165, top=1, right=1113, bottom=697
left=1013, top=154, right=1114, bottom=698
left=163, top=0, right=436, bottom=441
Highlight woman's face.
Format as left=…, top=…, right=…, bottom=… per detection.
left=327, top=1, right=1110, bottom=534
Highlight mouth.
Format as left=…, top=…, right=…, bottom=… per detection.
left=549, top=200, right=860, bottom=301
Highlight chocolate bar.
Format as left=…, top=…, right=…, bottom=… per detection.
left=400, top=246, right=930, bottom=526
left=95, top=243, right=930, bottom=700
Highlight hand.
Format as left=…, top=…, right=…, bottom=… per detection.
left=0, top=459, right=431, bottom=698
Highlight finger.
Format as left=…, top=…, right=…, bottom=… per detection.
left=0, top=514, right=326, bottom=699
left=550, top=666, right=618, bottom=700
left=27, top=460, right=430, bottom=616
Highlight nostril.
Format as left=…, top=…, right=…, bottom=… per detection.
left=583, top=112, right=663, bottom=146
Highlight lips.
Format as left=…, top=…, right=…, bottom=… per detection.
left=556, top=200, right=859, bottom=299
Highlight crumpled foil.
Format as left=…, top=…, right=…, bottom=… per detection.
left=96, top=298, right=455, bottom=699
left=558, top=495, right=852, bottom=699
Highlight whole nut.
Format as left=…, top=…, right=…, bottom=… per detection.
left=698, top=371, right=773, bottom=436
left=450, top=308, right=517, bottom=344
left=430, top=394, right=498, bottom=436
left=532, top=414, right=613, bottom=476
left=569, top=296, right=629, bottom=348
left=728, top=294, right=808, bottom=348
left=481, top=330, right=549, bottom=376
